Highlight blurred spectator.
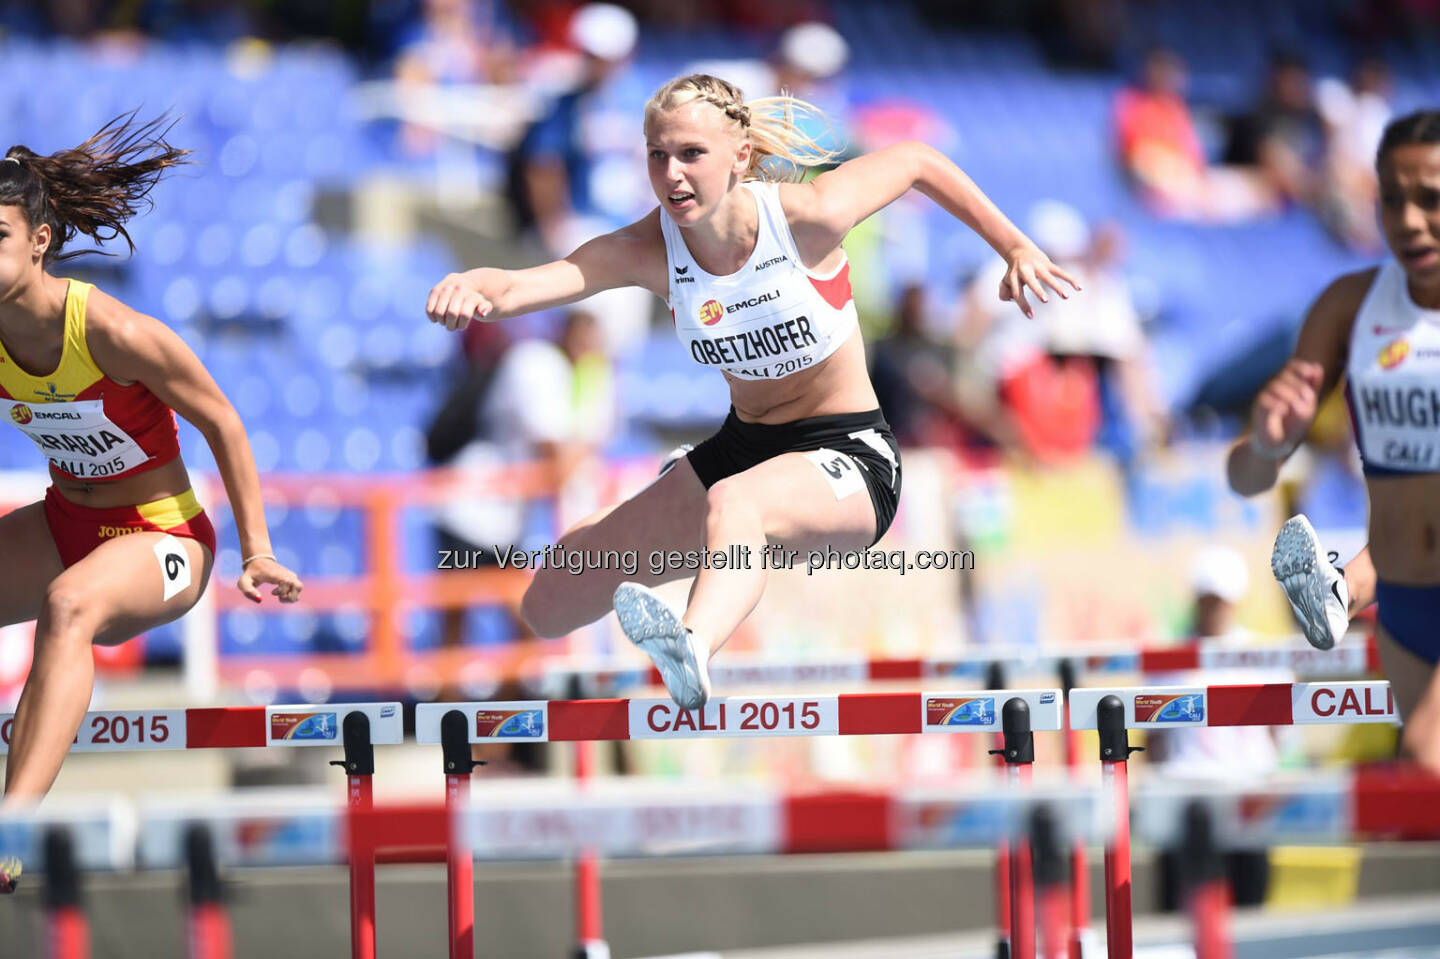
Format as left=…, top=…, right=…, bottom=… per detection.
left=954, top=260, right=1093, bottom=465
left=1114, top=47, right=1276, bottom=222
left=1024, top=202, right=1168, bottom=468
left=1223, top=51, right=1327, bottom=211
left=1149, top=546, right=1290, bottom=911
left=686, top=20, right=852, bottom=165
left=1317, top=57, right=1394, bottom=251
left=868, top=284, right=958, bottom=447
left=428, top=310, right=615, bottom=654
left=392, top=0, right=519, bottom=156
left=503, top=1, right=638, bottom=256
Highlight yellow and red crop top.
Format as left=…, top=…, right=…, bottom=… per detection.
left=0, top=280, right=180, bottom=482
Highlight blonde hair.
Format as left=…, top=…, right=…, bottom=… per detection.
left=644, top=74, right=842, bottom=183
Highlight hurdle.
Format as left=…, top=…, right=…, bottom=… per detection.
left=530, top=635, right=1381, bottom=699
left=417, top=688, right=1062, bottom=959
left=1068, top=680, right=1403, bottom=958
left=0, top=702, right=403, bottom=959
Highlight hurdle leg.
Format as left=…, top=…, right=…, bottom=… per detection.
left=184, top=823, right=232, bottom=959
left=43, top=827, right=88, bottom=959
left=573, top=740, right=608, bottom=959
left=1031, top=805, right=1069, bottom=959
left=1183, top=802, right=1233, bottom=959
left=991, top=696, right=1036, bottom=959
left=1058, top=660, right=1088, bottom=959
left=1095, top=695, right=1137, bottom=959
left=331, top=712, right=377, bottom=959
left=988, top=665, right=1012, bottom=959
left=441, top=710, right=483, bottom=959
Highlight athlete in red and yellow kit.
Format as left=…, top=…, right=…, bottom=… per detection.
left=0, top=115, right=301, bottom=889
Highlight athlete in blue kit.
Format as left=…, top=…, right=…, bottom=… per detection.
left=1228, top=111, right=1440, bottom=773
left=427, top=74, right=1077, bottom=710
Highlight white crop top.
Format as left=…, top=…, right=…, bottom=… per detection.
left=1345, top=259, right=1440, bottom=476
left=661, top=181, right=858, bottom=381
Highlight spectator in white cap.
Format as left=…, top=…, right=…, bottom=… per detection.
left=1149, top=543, right=1286, bottom=912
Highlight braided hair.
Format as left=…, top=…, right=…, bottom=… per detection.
left=645, top=74, right=841, bottom=183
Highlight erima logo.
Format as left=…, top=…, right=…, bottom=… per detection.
left=755, top=256, right=788, bottom=271
left=674, top=264, right=694, bottom=284
left=726, top=290, right=780, bottom=314
left=675, top=266, right=689, bottom=274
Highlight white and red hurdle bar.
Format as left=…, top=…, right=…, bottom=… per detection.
left=1, top=679, right=1416, bottom=959
left=527, top=635, right=1382, bottom=698
left=0, top=702, right=404, bottom=959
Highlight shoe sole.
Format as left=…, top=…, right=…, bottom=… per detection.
left=613, top=584, right=709, bottom=710
left=1271, top=516, right=1335, bottom=651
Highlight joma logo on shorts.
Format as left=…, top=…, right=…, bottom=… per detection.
left=98, top=525, right=143, bottom=538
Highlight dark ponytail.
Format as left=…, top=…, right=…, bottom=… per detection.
left=0, top=110, right=190, bottom=263
left=1376, top=110, right=1440, bottom=168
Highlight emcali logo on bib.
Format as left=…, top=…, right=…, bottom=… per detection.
left=698, top=300, right=724, bottom=326
left=1379, top=339, right=1410, bottom=369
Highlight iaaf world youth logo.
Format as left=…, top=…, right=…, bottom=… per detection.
left=270, top=711, right=338, bottom=742
left=9, top=404, right=30, bottom=425
left=475, top=709, right=544, bottom=739
left=925, top=697, right=996, bottom=727
left=1134, top=693, right=1204, bottom=723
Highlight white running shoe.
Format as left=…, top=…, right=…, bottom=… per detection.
left=658, top=443, right=694, bottom=477
left=613, top=582, right=710, bottom=710
left=1271, top=514, right=1350, bottom=651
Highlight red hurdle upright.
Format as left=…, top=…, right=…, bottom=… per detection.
left=43, top=828, right=88, bottom=959
left=440, top=710, right=482, bottom=959
left=333, top=712, right=377, bottom=959
left=184, top=824, right=232, bottom=959
left=991, top=697, right=1036, bottom=959
left=1095, top=695, right=1137, bottom=959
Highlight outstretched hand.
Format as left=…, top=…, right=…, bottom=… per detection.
left=426, top=271, right=495, bottom=332
left=238, top=556, right=303, bottom=604
left=1250, top=358, right=1326, bottom=459
left=997, top=244, right=1083, bottom=319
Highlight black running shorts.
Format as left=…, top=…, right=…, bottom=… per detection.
left=686, top=408, right=902, bottom=546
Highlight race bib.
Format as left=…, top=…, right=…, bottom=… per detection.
left=7, top=399, right=148, bottom=478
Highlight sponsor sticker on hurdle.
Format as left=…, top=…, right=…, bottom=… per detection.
left=0, top=709, right=187, bottom=753
left=475, top=707, right=546, bottom=740
left=1133, top=692, right=1206, bottom=725
left=920, top=689, right=1064, bottom=732
left=412, top=702, right=549, bottom=743
left=1293, top=682, right=1398, bottom=725
left=629, top=696, right=839, bottom=739
left=265, top=703, right=404, bottom=746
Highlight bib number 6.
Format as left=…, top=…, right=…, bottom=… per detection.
left=152, top=534, right=192, bottom=601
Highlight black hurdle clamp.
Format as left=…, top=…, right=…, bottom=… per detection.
left=328, top=711, right=374, bottom=776
left=1096, top=694, right=1143, bottom=763
left=988, top=697, right=1034, bottom=765
left=442, top=709, right=486, bottom=775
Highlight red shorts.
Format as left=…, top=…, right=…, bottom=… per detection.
left=43, top=486, right=218, bottom=569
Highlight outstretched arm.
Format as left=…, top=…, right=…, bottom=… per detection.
left=86, top=294, right=303, bottom=604
left=781, top=141, right=1081, bottom=317
left=426, top=211, right=661, bottom=331
left=1226, top=269, right=1371, bottom=496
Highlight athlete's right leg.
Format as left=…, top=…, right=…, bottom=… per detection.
left=0, top=502, right=65, bottom=625
left=1374, top=621, right=1440, bottom=773
left=520, top=458, right=708, bottom=637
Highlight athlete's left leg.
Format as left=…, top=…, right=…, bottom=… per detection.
left=2, top=531, right=213, bottom=804
left=683, top=449, right=880, bottom=655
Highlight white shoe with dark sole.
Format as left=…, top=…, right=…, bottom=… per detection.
left=613, top=582, right=710, bottom=710
left=1271, top=514, right=1350, bottom=651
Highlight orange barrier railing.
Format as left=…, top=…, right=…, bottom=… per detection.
left=209, top=462, right=581, bottom=693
